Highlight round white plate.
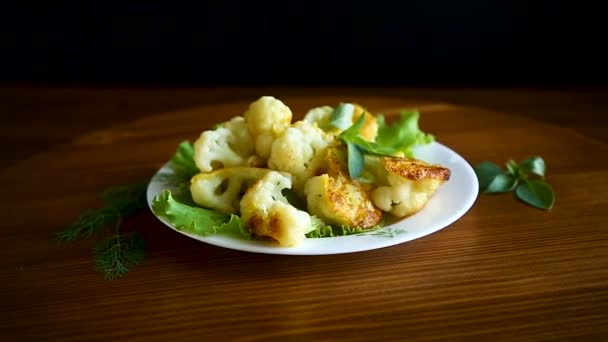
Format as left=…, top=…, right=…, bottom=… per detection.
left=147, top=142, right=478, bottom=255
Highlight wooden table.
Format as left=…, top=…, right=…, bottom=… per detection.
left=3, top=86, right=607, bottom=341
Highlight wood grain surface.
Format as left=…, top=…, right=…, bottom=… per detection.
left=2, top=87, right=607, bottom=341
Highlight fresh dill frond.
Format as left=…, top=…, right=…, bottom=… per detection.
left=55, top=207, right=121, bottom=241
left=93, top=232, right=145, bottom=280
left=100, top=179, right=149, bottom=215
left=58, top=142, right=197, bottom=280
left=56, top=180, right=149, bottom=242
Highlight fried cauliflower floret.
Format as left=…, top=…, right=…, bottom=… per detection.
left=316, top=146, right=348, bottom=176
left=353, top=104, right=379, bottom=142
left=193, top=116, right=254, bottom=173
left=371, top=157, right=451, bottom=217
left=302, top=104, right=378, bottom=142
left=190, top=167, right=269, bottom=214
left=268, top=121, right=335, bottom=192
left=303, top=106, right=333, bottom=129
left=244, top=96, right=293, bottom=159
left=304, top=146, right=382, bottom=228
left=305, top=173, right=382, bottom=228
left=240, top=171, right=315, bottom=246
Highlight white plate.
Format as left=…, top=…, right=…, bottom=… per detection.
left=147, top=142, right=478, bottom=255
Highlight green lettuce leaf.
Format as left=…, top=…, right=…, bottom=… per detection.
left=171, top=141, right=199, bottom=182
left=153, top=141, right=199, bottom=205
left=152, top=190, right=250, bottom=238
left=305, top=216, right=379, bottom=238
left=375, top=110, right=435, bottom=157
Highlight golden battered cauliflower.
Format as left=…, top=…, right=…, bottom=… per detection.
left=371, top=157, right=451, bottom=217
left=303, top=103, right=378, bottom=141
left=190, top=167, right=269, bottom=214
left=240, top=171, right=315, bottom=246
left=193, top=116, right=254, bottom=173
left=352, top=104, right=379, bottom=142
left=268, top=121, right=335, bottom=192
left=183, top=96, right=450, bottom=245
left=244, top=96, right=293, bottom=159
left=304, top=173, right=382, bottom=228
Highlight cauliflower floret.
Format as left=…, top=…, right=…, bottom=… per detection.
left=240, top=171, right=314, bottom=246
left=371, top=157, right=451, bottom=217
left=193, top=116, right=254, bottom=173
left=244, top=96, right=292, bottom=159
left=303, top=147, right=381, bottom=228
left=353, top=104, right=379, bottom=142
left=268, top=121, right=335, bottom=192
left=303, top=103, right=378, bottom=141
left=303, top=106, right=333, bottom=129
left=305, top=173, right=382, bottom=228
left=190, top=167, right=270, bottom=214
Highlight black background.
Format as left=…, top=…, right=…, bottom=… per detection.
left=2, top=2, right=606, bottom=87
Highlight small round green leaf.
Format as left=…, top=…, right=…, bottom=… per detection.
left=474, top=161, right=504, bottom=190
left=515, top=180, right=555, bottom=210
left=506, top=159, right=519, bottom=176
left=485, top=173, right=518, bottom=193
left=520, top=156, right=546, bottom=178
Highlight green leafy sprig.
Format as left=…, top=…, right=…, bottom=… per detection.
left=331, top=107, right=435, bottom=179
left=94, top=231, right=146, bottom=280
left=474, top=156, right=555, bottom=210
left=56, top=179, right=149, bottom=279
left=56, top=140, right=200, bottom=280
left=56, top=139, right=249, bottom=280
left=55, top=180, right=149, bottom=242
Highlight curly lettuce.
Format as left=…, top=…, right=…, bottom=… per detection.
left=375, top=110, right=435, bottom=157
left=170, top=141, right=199, bottom=181
left=152, top=190, right=250, bottom=238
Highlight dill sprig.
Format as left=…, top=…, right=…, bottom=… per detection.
left=55, top=180, right=149, bottom=241
left=58, top=140, right=199, bottom=279
left=56, top=179, right=150, bottom=279
left=55, top=207, right=121, bottom=242
left=94, top=231, right=145, bottom=280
